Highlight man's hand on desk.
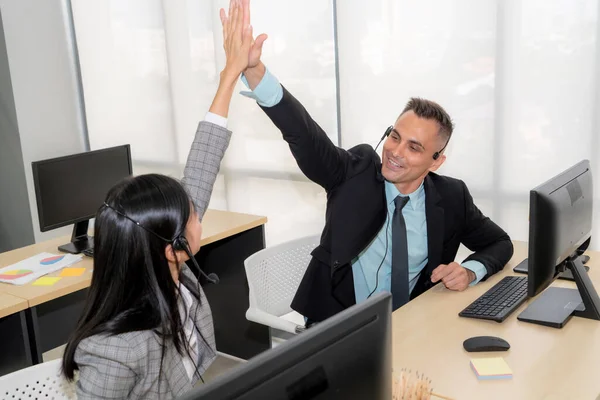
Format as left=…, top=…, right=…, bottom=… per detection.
left=431, top=262, right=476, bottom=292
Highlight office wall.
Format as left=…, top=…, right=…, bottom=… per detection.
left=337, top=0, right=600, bottom=252
left=0, top=0, right=88, bottom=243
left=71, top=0, right=335, bottom=245
left=71, top=0, right=600, bottom=251
left=0, top=10, right=35, bottom=252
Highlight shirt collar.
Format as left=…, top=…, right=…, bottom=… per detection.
left=384, top=180, right=425, bottom=211
left=178, top=283, right=194, bottom=314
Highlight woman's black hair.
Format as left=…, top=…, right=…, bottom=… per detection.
left=62, top=173, right=207, bottom=382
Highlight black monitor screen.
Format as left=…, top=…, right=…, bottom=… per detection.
left=32, top=145, right=132, bottom=231
left=528, top=159, right=593, bottom=297
left=181, top=292, right=392, bottom=400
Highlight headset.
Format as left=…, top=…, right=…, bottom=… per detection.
left=367, top=123, right=450, bottom=296
left=172, top=236, right=220, bottom=284
left=374, top=125, right=450, bottom=160
left=103, top=202, right=219, bottom=284
left=102, top=201, right=218, bottom=385
left=366, top=214, right=391, bottom=299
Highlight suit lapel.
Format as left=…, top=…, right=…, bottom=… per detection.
left=162, top=271, right=205, bottom=396
left=424, top=175, right=444, bottom=274
left=159, top=337, right=194, bottom=397
left=181, top=272, right=217, bottom=376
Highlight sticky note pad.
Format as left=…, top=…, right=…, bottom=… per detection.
left=470, top=357, right=513, bottom=380
left=32, top=276, right=62, bottom=286
left=59, top=267, right=86, bottom=277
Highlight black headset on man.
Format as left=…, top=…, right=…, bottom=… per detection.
left=374, top=125, right=450, bottom=160
left=365, top=124, right=451, bottom=298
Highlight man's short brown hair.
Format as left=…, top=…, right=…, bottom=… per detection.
left=400, top=98, right=454, bottom=145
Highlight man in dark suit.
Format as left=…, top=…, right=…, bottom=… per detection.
left=238, top=45, right=513, bottom=323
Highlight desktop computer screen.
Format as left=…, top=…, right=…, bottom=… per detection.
left=181, top=292, right=392, bottom=400
left=518, top=159, right=600, bottom=327
left=32, top=145, right=132, bottom=254
left=459, top=159, right=599, bottom=326
left=527, top=159, right=593, bottom=297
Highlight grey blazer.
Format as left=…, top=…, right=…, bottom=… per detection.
left=73, top=121, right=232, bottom=399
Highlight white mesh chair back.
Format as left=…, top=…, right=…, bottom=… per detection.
left=0, top=359, right=76, bottom=400
left=245, top=234, right=320, bottom=317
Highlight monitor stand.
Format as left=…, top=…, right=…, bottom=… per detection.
left=517, top=255, right=600, bottom=328
left=513, top=256, right=590, bottom=281
left=58, top=220, right=93, bottom=254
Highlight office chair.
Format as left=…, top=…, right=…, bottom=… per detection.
left=244, top=234, right=319, bottom=340
left=0, top=358, right=76, bottom=399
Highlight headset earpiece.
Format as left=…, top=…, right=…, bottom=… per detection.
left=172, top=236, right=188, bottom=252
left=432, top=134, right=451, bottom=160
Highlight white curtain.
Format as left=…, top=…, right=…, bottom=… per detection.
left=71, top=0, right=600, bottom=250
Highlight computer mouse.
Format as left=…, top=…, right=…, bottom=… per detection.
left=463, top=336, right=510, bottom=352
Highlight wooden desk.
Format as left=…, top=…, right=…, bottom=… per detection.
left=0, top=210, right=266, bottom=306
left=0, top=237, right=94, bottom=306
left=0, top=209, right=268, bottom=371
left=0, top=293, right=27, bottom=322
left=201, top=210, right=267, bottom=246
left=391, top=241, right=600, bottom=400
left=0, top=294, right=32, bottom=375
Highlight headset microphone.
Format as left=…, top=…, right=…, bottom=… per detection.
left=187, top=254, right=220, bottom=285
left=205, top=272, right=220, bottom=284
left=174, top=237, right=220, bottom=285
left=375, top=126, right=393, bottom=152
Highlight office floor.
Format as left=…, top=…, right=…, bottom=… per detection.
left=43, top=345, right=244, bottom=383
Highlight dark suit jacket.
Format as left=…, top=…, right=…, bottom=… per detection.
left=260, top=87, right=514, bottom=322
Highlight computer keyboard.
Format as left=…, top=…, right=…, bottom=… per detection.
left=459, top=276, right=528, bottom=322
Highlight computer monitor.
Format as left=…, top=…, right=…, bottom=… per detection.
left=32, top=145, right=132, bottom=254
left=517, top=159, right=600, bottom=328
left=181, top=292, right=392, bottom=400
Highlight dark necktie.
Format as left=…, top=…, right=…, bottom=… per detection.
left=391, top=195, right=410, bottom=311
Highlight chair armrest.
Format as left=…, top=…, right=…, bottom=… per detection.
left=246, top=307, right=303, bottom=334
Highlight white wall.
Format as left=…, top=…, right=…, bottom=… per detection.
left=337, top=0, right=600, bottom=252
left=0, top=0, right=88, bottom=243
left=71, top=0, right=600, bottom=251
left=71, top=0, right=336, bottom=245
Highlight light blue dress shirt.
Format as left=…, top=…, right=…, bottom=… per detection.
left=240, top=68, right=283, bottom=107
left=351, top=182, right=486, bottom=303
left=240, top=69, right=487, bottom=303
left=352, top=181, right=428, bottom=302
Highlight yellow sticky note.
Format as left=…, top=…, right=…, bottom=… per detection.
left=32, top=277, right=62, bottom=286
left=59, top=267, right=86, bottom=277
left=470, top=357, right=512, bottom=380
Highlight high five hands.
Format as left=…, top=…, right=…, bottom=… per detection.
left=219, top=0, right=267, bottom=82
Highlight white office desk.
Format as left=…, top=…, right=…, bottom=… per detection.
left=391, top=241, right=600, bottom=400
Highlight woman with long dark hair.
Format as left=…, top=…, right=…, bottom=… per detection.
left=61, top=1, right=266, bottom=398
